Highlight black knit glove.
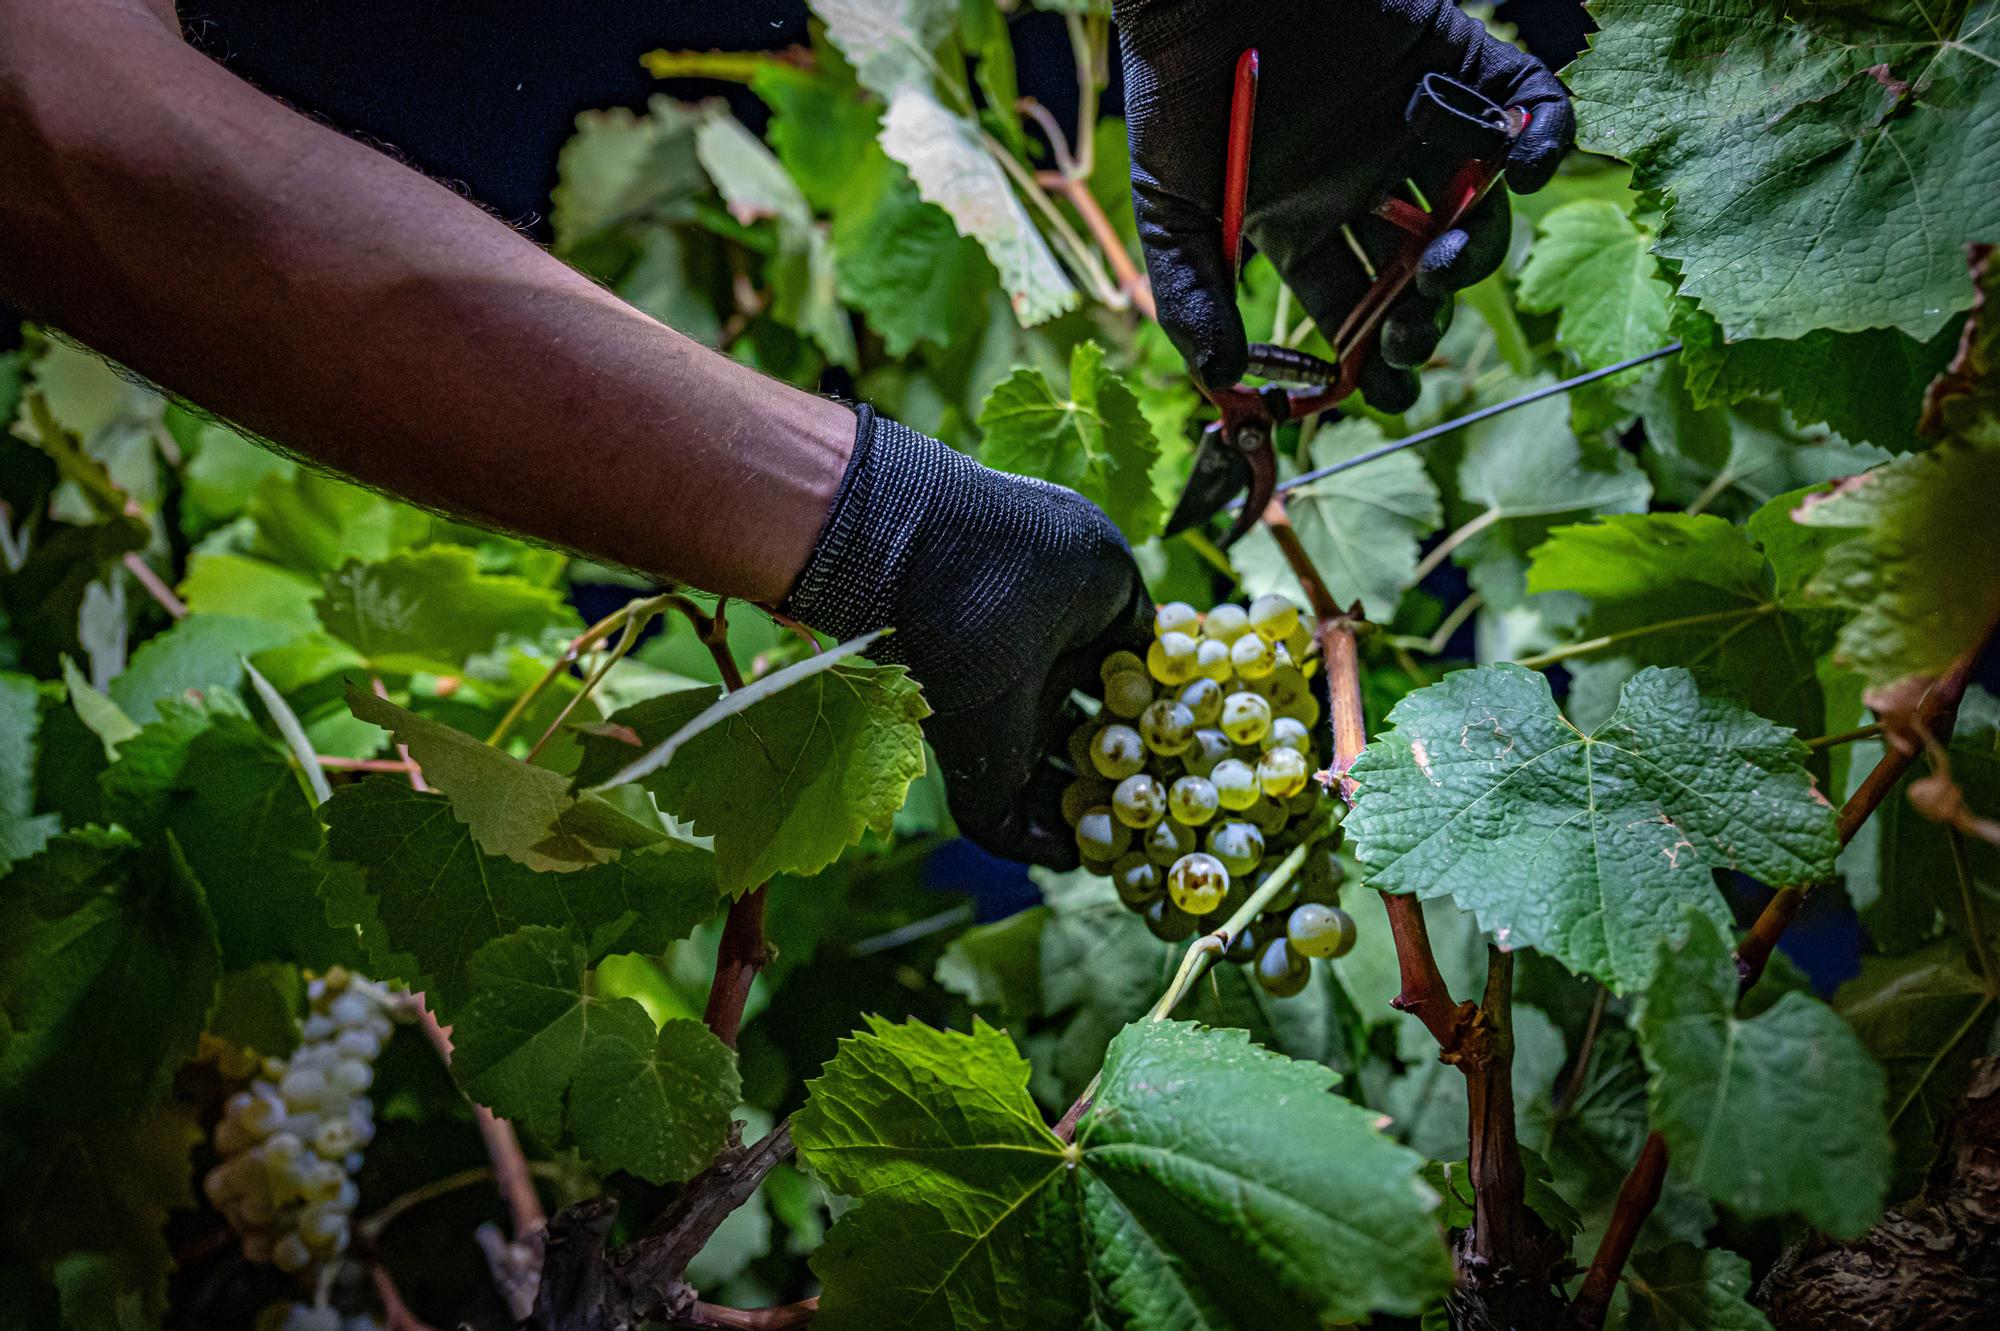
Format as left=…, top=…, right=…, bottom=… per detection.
left=781, top=407, right=1152, bottom=868
left=1116, top=0, right=1574, bottom=407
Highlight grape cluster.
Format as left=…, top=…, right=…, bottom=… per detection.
left=205, top=968, right=409, bottom=1275
left=1064, top=593, right=1357, bottom=997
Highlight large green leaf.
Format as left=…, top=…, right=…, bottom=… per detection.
left=344, top=685, right=665, bottom=872
left=1568, top=0, right=1994, bottom=341
left=549, top=95, right=706, bottom=257
left=1231, top=418, right=1443, bottom=621
left=979, top=340, right=1164, bottom=540
left=579, top=662, right=929, bottom=897
left=566, top=998, right=740, bottom=1184
left=450, top=927, right=606, bottom=1145
left=794, top=1017, right=1451, bottom=1331
left=315, top=546, right=578, bottom=676
left=1796, top=442, right=2000, bottom=689
left=1516, top=199, right=1673, bottom=373
left=1348, top=665, right=1839, bottom=991
left=1636, top=911, right=1891, bottom=1236
left=831, top=146, right=995, bottom=356
left=1835, top=941, right=1998, bottom=1198
left=105, top=614, right=298, bottom=725
left=244, top=468, right=432, bottom=576
left=1620, top=1242, right=1773, bottom=1331
left=1526, top=512, right=1837, bottom=740
left=0, top=829, right=219, bottom=1128
left=318, top=779, right=720, bottom=1010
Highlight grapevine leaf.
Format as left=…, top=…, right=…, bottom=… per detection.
left=832, top=146, right=996, bottom=356
left=452, top=927, right=614, bottom=1147
left=550, top=96, right=706, bottom=256
left=1636, top=911, right=1891, bottom=1236
left=0, top=828, right=219, bottom=1126
left=2, top=1103, right=203, bottom=1325
left=879, top=85, right=1077, bottom=326
left=316, top=546, right=579, bottom=677
left=61, top=656, right=139, bottom=758
left=106, top=614, right=298, bottom=725
left=319, top=779, right=721, bottom=1010
left=1796, top=442, right=2000, bottom=690
left=979, top=341, right=1165, bottom=540
left=809, top=0, right=958, bottom=101
left=1516, top=199, right=1674, bottom=373
left=207, top=964, right=304, bottom=1059
left=756, top=56, right=879, bottom=212
left=567, top=1000, right=739, bottom=1184
left=1673, top=299, right=1958, bottom=452
left=934, top=907, right=1048, bottom=1020
left=1348, top=665, right=1839, bottom=992
left=1835, top=941, right=1998, bottom=1198
left=344, top=685, right=665, bottom=872
left=694, top=109, right=812, bottom=231
left=1447, top=383, right=1652, bottom=608
left=1231, top=418, right=1443, bottom=621
left=245, top=469, right=432, bottom=576
left=1567, top=0, right=1995, bottom=341
left=1079, top=1021, right=1453, bottom=1326
left=1525, top=512, right=1836, bottom=739
left=0, top=673, right=59, bottom=870
left=177, top=553, right=322, bottom=633
left=795, top=1018, right=1450, bottom=1330
left=585, top=657, right=929, bottom=898
left=1621, top=1242, right=1773, bottom=1331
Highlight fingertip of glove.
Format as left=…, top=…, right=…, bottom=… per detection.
left=1505, top=101, right=1576, bottom=195
left=1358, top=357, right=1421, bottom=415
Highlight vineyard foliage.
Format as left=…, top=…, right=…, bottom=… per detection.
left=1, top=0, right=1997, bottom=1328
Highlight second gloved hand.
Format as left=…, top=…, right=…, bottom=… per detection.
left=1116, top=0, right=1575, bottom=408
left=781, top=406, right=1152, bottom=868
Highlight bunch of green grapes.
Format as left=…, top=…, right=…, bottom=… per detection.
left=204, top=968, right=410, bottom=1276
left=1064, top=593, right=1358, bottom=997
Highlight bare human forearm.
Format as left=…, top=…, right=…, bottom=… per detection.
left=0, top=0, right=852, bottom=604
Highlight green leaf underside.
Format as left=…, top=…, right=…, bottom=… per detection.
left=1348, top=665, right=1839, bottom=991
left=318, top=778, right=720, bottom=1011
left=1526, top=511, right=1835, bottom=740
left=344, top=684, right=664, bottom=872
left=1796, top=442, right=2000, bottom=689
left=1232, top=419, right=1443, bottom=621
left=1516, top=199, right=1674, bottom=372
left=1568, top=0, right=1996, bottom=341
left=794, top=1018, right=1449, bottom=1330
left=1636, top=912, right=1891, bottom=1236
left=979, top=341, right=1165, bottom=541
left=584, top=658, right=929, bottom=898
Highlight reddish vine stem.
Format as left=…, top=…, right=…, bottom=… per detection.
left=1570, top=1132, right=1667, bottom=1329
left=415, top=1003, right=548, bottom=1239
left=123, top=550, right=188, bottom=619
left=371, top=1262, right=441, bottom=1331
left=676, top=597, right=776, bottom=1050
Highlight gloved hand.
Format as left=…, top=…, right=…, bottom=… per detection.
left=1116, top=0, right=1575, bottom=408
left=781, top=406, right=1153, bottom=868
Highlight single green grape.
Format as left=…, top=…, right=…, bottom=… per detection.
left=1243, top=796, right=1290, bottom=836
left=1111, top=773, right=1167, bottom=828
left=1074, top=806, right=1131, bottom=861
left=1255, top=936, right=1311, bottom=996
left=1090, top=724, right=1146, bottom=780
left=1220, top=692, right=1273, bottom=746
left=1099, top=649, right=1144, bottom=683
left=1080, top=853, right=1116, bottom=879
left=1210, top=758, right=1259, bottom=810
left=1265, top=664, right=1309, bottom=710
left=1176, top=677, right=1223, bottom=727
left=1167, top=852, right=1230, bottom=915
left=1067, top=722, right=1098, bottom=771
left=1143, top=895, right=1198, bottom=942
left=1143, top=817, right=1196, bottom=866
left=1206, top=819, right=1265, bottom=875
left=1181, top=728, right=1233, bottom=778
left=1257, top=746, right=1310, bottom=798
left=1060, top=777, right=1111, bottom=826
left=1154, top=601, right=1199, bottom=638
left=1287, top=903, right=1357, bottom=959
left=1286, top=781, right=1326, bottom=820
left=1264, top=715, right=1312, bottom=756
left=1138, top=699, right=1196, bottom=755
left=1195, top=638, right=1234, bottom=682
left=1249, top=593, right=1300, bottom=643
left=1113, top=853, right=1164, bottom=907
left=1147, top=631, right=1200, bottom=685
left=1230, top=632, right=1275, bottom=679
left=1202, top=603, right=1251, bottom=643
left=1167, top=775, right=1219, bottom=826
left=1102, top=669, right=1155, bottom=719
left=1263, top=876, right=1303, bottom=912
left=1274, top=691, right=1321, bottom=727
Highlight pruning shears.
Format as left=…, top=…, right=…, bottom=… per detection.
left=1164, top=51, right=1531, bottom=547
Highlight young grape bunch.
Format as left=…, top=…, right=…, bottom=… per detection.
left=205, top=968, right=413, bottom=1278
left=1065, top=594, right=1358, bottom=995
